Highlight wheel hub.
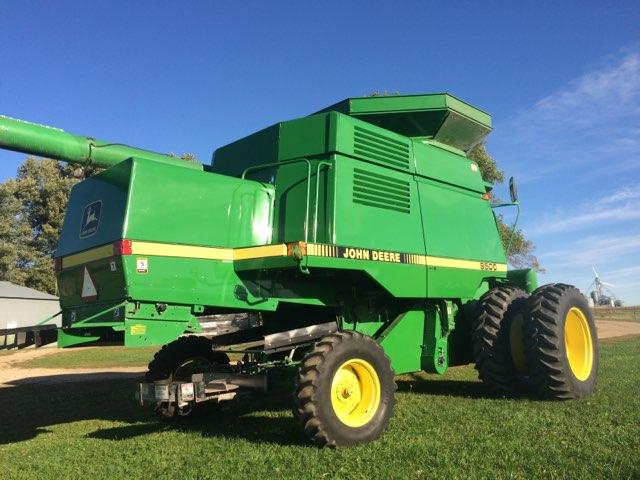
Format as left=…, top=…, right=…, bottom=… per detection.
left=330, top=358, right=381, bottom=428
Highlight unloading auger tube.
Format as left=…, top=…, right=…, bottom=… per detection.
left=0, top=115, right=201, bottom=170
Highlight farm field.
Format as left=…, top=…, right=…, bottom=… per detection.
left=0, top=338, right=638, bottom=480
left=592, top=306, right=640, bottom=323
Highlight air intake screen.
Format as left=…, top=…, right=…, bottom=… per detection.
left=353, top=168, right=410, bottom=213
left=353, top=126, right=411, bottom=170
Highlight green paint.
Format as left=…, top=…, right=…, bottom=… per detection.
left=422, top=305, right=449, bottom=374
left=378, top=310, right=425, bottom=375
left=0, top=115, right=200, bottom=170
left=2, top=94, right=524, bottom=380
left=507, top=268, right=539, bottom=293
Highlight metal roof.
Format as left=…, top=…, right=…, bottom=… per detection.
left=0, top=281, right=58, bottom=300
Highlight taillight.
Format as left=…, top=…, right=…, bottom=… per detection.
left=113, top=239, right=132, bottom=255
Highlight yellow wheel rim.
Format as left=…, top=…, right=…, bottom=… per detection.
left=330, top=358, right=381, bottom=428
left=564, top=307, right=594, bottom=381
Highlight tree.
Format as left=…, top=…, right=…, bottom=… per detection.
left=0, top=158, right=81, bottom=294
left=0, top=154, right=198, bottom=294
left=468, top=144, right=540, bottom=270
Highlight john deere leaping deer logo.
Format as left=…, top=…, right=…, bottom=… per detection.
left=80, top=200, right=102, bottom=238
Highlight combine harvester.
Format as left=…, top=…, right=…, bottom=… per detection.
left=0, top=94, right=598, bottom=446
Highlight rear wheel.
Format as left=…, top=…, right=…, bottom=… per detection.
left=146, top=336, right=230, bottom=418
left=472, top=286, right=529, bottom=394
left=523, top=284, right=598, bottom=399
left=293, top=331, right=396, bottom=447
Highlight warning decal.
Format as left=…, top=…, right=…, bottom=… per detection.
left=81, top=266, right=98, bottom=301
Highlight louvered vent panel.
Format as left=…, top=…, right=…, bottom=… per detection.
left=353, top=126, right=411, bottom=170
left=353, top=168, right=410, bottom=214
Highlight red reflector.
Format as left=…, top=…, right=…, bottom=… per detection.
left=54, top=257, right=62, bottom=271
left=113, top=239, right=132, bottom=255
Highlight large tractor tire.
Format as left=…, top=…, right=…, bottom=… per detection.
left=146, top=336, right=230, bottom=418
left=293, top=331, right=396, bottom=447
left=523, top=284, right=598, bottom=399
left=472, top=286, right=529, bottom=394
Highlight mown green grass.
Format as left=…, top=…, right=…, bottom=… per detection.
left=15, top=346, right=160, bottom=369
left=1, top=339, right=638, bottom=480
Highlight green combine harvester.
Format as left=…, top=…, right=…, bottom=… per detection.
left=0, top=94, right=598, bottom=446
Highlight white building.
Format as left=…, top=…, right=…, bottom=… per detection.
left=0, top=281, right=60, bottom=330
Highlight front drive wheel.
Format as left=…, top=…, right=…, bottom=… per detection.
left=524, top=284, right=598, bottom=399
left=293, top=331, right=396, bottom=447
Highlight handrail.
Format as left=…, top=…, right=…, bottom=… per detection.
left=35, top=309, right=62, bottom=326
left=313, top=161, right=333, bottom=242
left=72, top=301, right=127, bottom=327
left=241, top=158, right=313, bottom=243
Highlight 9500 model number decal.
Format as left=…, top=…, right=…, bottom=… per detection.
left=479, top=262, right=499, bottom=271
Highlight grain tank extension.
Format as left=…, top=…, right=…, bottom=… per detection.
left=0, top=94, right=599, bottom=447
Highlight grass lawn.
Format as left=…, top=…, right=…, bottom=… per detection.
left=1, top=338, right=638, bottom=480
left=15, top=346, right=160, bottom=369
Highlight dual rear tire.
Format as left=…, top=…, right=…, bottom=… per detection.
left=473, top=283, right=598, bottom=399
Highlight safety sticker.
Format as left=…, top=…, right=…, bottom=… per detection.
left=130, top=324, right=147, bottom=335
left=136, top=257, right=148, bottom=274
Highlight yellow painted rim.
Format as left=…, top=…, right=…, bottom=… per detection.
left=564, top=307, right=594, bottom=381
left=330, top=358, right=381, bottom=428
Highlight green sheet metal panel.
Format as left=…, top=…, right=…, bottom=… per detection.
left=378, top=310, right=425, bottom=374
left=57, top=256, right=126, bottom=308
left=124, top=158, right=273, bottom=248
left=332, top=154, right=425, bottom=254
left=56, top=157, right=278, bottom=317
left=413, top=140, right=487, bottom=194
left=332, top=114, right=416, bottom=173
left=213, top=111, right=417, bottom=176
left=123, top=255, right=278, bottom=311
left=211, top=123, right=280, bottom=178
left=304, top=256, right=426, bottom=299
left=417, top=177, right=507, bottom=298
left=56, top=161, right=130, bottom=257
left=418, top=179, right=505, bottom=262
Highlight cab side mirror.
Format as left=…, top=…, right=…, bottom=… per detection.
left=509, top=176, right=518, bottom=203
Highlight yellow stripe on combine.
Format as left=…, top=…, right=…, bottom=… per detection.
left=61, top=244, right=115, bottom=268
left=303, top=242, right=507, bottom=272
left=131, top=241, right=234, bottom=261
left=233, top=244, right=288, bottom=260
left=131, top=242, right=288, bottom=261
left=60, top=240, right=506, bottom=273
left=425, top=256, right=508, bottom=272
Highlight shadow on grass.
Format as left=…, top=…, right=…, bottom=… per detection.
left=0, top=373, right=301, bottom=446
left=396, top=373, right=526, bottom=400
left=0, top=371, right=509, bottom=446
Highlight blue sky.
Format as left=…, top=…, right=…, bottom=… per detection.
left=1, top=2, right=639, bottom=303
